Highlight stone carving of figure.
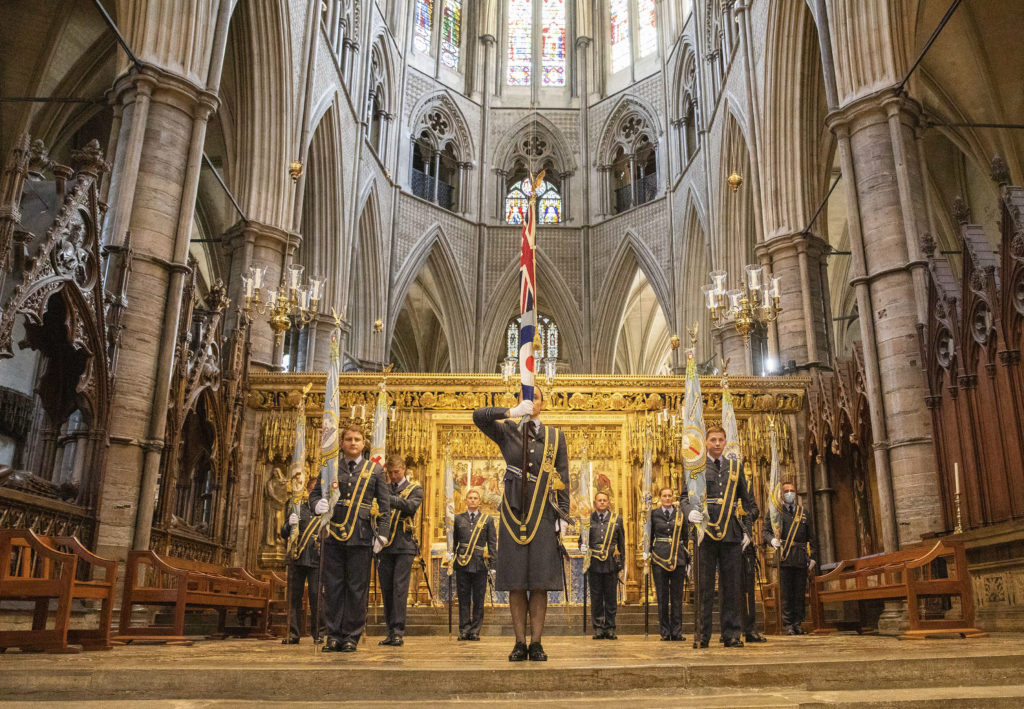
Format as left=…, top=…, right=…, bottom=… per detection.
left=264, top=466, right=288, bottom=547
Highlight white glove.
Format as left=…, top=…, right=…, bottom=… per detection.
left=809, top=559, right=817, bottom=571
left=372, top=535, right=387, bottom=554
left=580, top=543, right=589, bottom=555
left=488, top=568, right=496, bottom=578
left=742, top=533, right=750, bottom=551
left=686, top=564, right=692, bottom=579
left=508, top=400, right=533, bottom=419
left=687, top=509, right=704, bottom=525
left=770, top=537, right=782, bottom=549
left=314, top=498, right=329, bottom=515
left=288, top=513, right=299, bottom=527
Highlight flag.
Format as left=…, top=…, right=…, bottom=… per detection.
left=286, top=390, right=307, bottom=554
left=443, top=445, right=455, bottom=576
left=768, top=421, right=783, bottom=540
left=578, top=439, right=593, bottom=571
left=681, top=332, right=707, bottom=542
left=369, top=380, right=388, bottom=468
left=319, top=326, right=341, bottom=523
left=721, top=371, right=741, bottom=464
left=640, top=434, right=653, bottom=564
left=518, top=177, right=540, bottom=403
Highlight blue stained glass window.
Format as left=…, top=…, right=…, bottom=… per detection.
left=505, top=178, right=562, bottom=225
left=414, top=0, right=434, bottom=54
left=507, top=0, right=533, bottom=86
left=440, top=0, right=462, bottom=68
left=541, top=0, right=566, bottom=87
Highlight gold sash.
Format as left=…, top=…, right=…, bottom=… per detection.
left=291, top=515, right=322, bottom=558
left=652, top=507, right=686, bottom=571
left=328, top=461, right=375, bottom=542
left=590, top=512, right=619, bottom=562
left=499, top=427, right=561, bottom=545
left=385, top=482, right=420, bottom=546
left=780, top=504, right=804, bottom=562
left=455, top=513, right=491, bottom=566
left=703, top=459, right=740, bottom=542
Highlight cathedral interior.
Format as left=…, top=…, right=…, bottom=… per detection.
left=2, top=0, right=1024, bottom=703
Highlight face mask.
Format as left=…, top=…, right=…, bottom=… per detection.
left=783, top=491, right=796, bottom=505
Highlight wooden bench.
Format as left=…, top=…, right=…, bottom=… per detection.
left=116, top=551, right=272, bottom=644
left=813, top=539, right=985, bottom=639
left=259, top=570, right=288, bottom=638
left=0, top=529, right=118, bottom=652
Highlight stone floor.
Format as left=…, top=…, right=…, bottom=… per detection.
left=3, top=633, right=1024, bottom=706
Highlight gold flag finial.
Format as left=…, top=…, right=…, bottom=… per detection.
left=687, top=321, right=699, bottom=348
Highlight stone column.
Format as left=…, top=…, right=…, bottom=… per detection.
left=223, top=220, right=300, bottom=371
left=715, top=324, right=750, bottom=375
left=827, top=90, right=942, bottom=547
left=761, top=233, right=830, bottom=368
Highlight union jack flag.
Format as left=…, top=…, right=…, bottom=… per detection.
left=518, top=189, right=538, bottom=402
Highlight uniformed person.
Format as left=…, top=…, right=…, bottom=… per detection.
left=769, top=481, right=816, bottom=635
left=279, top=468, right=322, bottom=644
left=587, top=491, right=625, bottom=639
left=452, top=488, right=497, bottom=641
left=649, top=487, right=688, bottom=641
left=473, top=386, right=570, bottom=662
left=683, top=425, right=756, bottom=648
left=738, top=502, right=767, bottom=643
left=377, top=455, right=423, bottom=647
left=309, top=425, right=391, bottom=652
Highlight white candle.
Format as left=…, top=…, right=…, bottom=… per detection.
left=954, top=462, right=960, bottom=496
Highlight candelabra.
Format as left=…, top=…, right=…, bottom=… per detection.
left=241, top=263, right=324, bottom=350
left=702, top=264, right=782, bottom=349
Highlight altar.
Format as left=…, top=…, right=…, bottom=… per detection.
left=245, top=372, right=807, bottom=604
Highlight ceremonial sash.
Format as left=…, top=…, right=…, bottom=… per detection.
left=328, top=461, right=375, bottom=542
left=455, top=513, right=491, bottom=566
left=290, top=515, right=322, bottom=559
left=590, top=512, right=619, bottom=562
left=703, top=459, right=741, bottom=542
left=500, top=426, right=562, bottom=545
left=385, top=482, right=420, bottom=546
left=652, top=507, right=685, bottom=571
left=780, top=504, right=805, bottom=562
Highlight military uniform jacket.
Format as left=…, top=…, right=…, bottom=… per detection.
left=472, top=407, right=569, bottom=591
left=453, top=511, right=497, bottom=574
left=381, top=478, right=423, bottom=555
left=682, top=458, right=756, bottom=544
left=648, top=506, right=689, bottom=571
left=309, top=457, right=391, bottom=547
left=772, top=503, right=816, bottom=568
left=279, top=498, right=321, bottom=567
left=588, top=511, right=625, bottom=574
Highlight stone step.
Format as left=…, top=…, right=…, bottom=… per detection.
left=2, top=635, right=1022, bottom=703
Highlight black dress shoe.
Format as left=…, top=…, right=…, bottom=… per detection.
left=785, top=627, right=797, bottom=636
left=281, top=637, right=299, bottom=645
left=468, top=634, right=480, bottom=641
left=509, top=641, right=529, bottom=662
left=660, top=635, right=671, bottom=641
left=527, top=642, right=547, bottom=661
left=745, top=633, right=768, bottom=643
left=322, top=639, right=343, bottom=652
left=697, top=639, right=709, bottom=648
left=605, top=632, right=618, bottom=640
left=340, top=641, right=357, bottom=652
left=793, top=624, right=805, bottom=635
left=457, top=634, right=469, bottom=641
left=724, top=638, right=744, bottom=648
left=592, top=632, right=604, bottom=640
left=379, top=636, right=395, bottom=646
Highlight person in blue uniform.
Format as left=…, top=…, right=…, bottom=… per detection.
left=377, top=455, right=423, bottom=647
left=769, top=481, right=816, bottom=635
left=452, top=488, right=497, bottom=640
left=649, top=487, right=689, bottom=641
left=586, top=491, right=625, bottom=639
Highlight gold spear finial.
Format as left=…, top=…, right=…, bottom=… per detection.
left=687, top=321, right=699, bottom=348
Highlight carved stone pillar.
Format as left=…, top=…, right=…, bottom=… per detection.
left=827, top=90, right=941, bottom=548
left=761, top=233, right=830, bottom=368
left=223, top=220, right=301, bottom=371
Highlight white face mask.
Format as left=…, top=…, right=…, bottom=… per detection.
left=783, top=491, right=796, bottom=505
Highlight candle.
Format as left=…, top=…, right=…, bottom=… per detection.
left=360, top=404, right=366, bottom=419
left=954, top=462, right=960, bottom=496
left=349, top=406, right=356, bottom=418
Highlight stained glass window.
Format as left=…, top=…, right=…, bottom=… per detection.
left=507, top=0, right=533, bottom=86
left=440, top=0, right=462, bottom=68
left=505, top=178, right=562, bottom=225
left=541, top=0, right=566, bottom=86
left=507, top=315, right=558, bottom=359
left=414, top=0, right=433, bottom=54
left=610, top=0, right=631, bottom=73
left=637, top=0, right=657, bottom=57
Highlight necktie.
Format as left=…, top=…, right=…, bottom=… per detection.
left=470, top=513, right=476, bottom=524
left=787, top=505, right=794, bottom=515
left=664, top=508, right=670, bottom=520
left=715, top=458, right=721, bottom=473
left=348, top=460, right=356, bottom=475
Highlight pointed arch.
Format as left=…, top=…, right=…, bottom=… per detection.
left=592, top=232, right=675, bottom=371
left=596, top=95, right=664, bottom=160
left=716, top=111, right=757, bottom=278
left=407, top=90, right=475, bottom=161
left=386, top=225, right=475, bottom=372
left=346, top=183, right=387, bottom=367
left=476, top=250, right=586, bottom=373
left=678, top=194, right=713, bottom=355
left=493, top=114, right=578, bottom=177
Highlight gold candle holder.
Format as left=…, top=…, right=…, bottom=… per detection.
left=954, top=492, right=963, bottom=534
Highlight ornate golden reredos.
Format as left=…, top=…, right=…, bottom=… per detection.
left=247, top=372, right=807, bottom=415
